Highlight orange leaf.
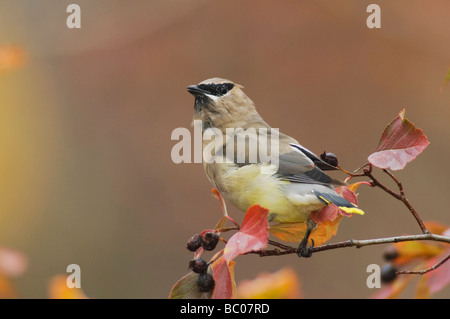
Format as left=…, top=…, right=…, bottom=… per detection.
left=0, top=274, right=19, bottom=299
left=268, top=222, right=307, bottom=243
left=393, top=241, right=444, bottom=266
left=0, top=45, right=26, bottom=74
left=237, top=267, right=302, bottom=299
left=414, top=274, right=430, bottom=299
left=346, top=181, right=371, bottom=193
left=269, top=216, right=343, bottom=246
left=310, top=216, right=343, bottom=246
left=48, top=275, right=88, bottom=299
left=424, top=221, right=450, bottom=236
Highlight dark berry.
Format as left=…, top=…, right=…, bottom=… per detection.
left=202, top=232, right=220, bottom=251
left=383, top=246, right=399, bottom=261
left=188, top=258, right=208, bottom=274
left=320, top=151, right=339, bottom=167
left=197, top=273, right=215, bottom=292
left=186, top=233, right=203, bottom=252
left=381, top=263, right=398, bottom=283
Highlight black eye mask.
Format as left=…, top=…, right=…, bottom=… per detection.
left=196, top=83, right=234, bottom=97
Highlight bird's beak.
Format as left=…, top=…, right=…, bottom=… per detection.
left=187, top=85, right=208, bottom=96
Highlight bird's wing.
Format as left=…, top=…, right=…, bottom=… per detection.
left=219, top=129, right=339, bottom=186
left=276, top=146, right=334, bottom=186
left=289, top=143, right=338, bottom=171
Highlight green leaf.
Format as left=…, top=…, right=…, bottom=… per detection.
left=169, top=271, right=203, bottom=299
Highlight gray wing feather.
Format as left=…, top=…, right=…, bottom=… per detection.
left=277, top=150, right=334, bottom=186
left=289, top=143, right=338, bottom=171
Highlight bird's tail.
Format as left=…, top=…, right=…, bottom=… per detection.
left=315, top=191, right=365, bottom=215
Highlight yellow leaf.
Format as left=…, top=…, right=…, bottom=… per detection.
left=393, top=241, right=444, bottom=266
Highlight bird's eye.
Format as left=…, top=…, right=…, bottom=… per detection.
left=218, top=85, right=228, bottom=95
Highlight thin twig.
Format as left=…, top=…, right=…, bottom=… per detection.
left=267, top=240, right=296, bottom=251
left=367, top=171, right=402, bottom=200
left=396, top=252, right=450, bottom=275
left=215, top=227, right=240, bottom=233
left=381, top=169, right=429, bottom=234
left=339, top=164, right=429, bottom=234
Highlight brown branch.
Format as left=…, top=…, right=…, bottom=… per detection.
left=367, top=170, right=402, bottom=200
left=251, top=233, right=450, bottom=257
left=267, top=240, right=296, bottom=251
left=249, top=164, right=447, bottom=276
left=339, top=164, right=429, bottom=234
left=396, top=252, right=450, bottom=275
left=381, top=169, right=429, bottom=234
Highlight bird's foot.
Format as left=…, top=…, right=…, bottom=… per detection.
left=297, top=238, right=314, bottom=258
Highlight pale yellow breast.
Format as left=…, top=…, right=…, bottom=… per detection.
left=208, top=163, right=316, bottom=223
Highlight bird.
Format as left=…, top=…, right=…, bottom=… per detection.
left=187, top=78, right=364, bottom=257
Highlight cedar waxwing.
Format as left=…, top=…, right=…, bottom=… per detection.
left=187, top=78, right=364, bottom=257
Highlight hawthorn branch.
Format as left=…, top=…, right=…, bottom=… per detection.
left=242, top=164, right=448, bottom=276
left=381, top=169, right=429, bottom=234
left=252, top=233, right=450, bottom=257
left=341, top=164, right=429, bottom=234
left=249, top=165, right=450, bottom=274
left=396, top=252, right=450, bottom=275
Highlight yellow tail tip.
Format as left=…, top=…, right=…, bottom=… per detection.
left=338, top=206, right=365, bottom=215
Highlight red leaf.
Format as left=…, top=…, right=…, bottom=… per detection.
left=424, top=249, right=450, bottom=295
left=310, top=204, right=340, bottom=223
left=223, top=205, right=269, bottom=262
left=310, top=185, right=361, bottom=223
left=371, top=275, right=414, bottom=299
left=211, top=256, right=236, bottom=299
left=368, top=109, right=429, bottom=170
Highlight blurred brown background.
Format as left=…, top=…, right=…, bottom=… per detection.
left=0, top=0, right=449, bottom=298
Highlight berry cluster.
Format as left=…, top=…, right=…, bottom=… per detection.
left=381, top=246, right=400, bottom=283
left=186, top=232, right=220, bottom=293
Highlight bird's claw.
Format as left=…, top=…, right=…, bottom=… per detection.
left=297, top=238, right=314, bottom=258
